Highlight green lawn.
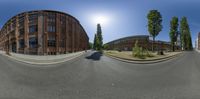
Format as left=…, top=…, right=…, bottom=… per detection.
left=104, top=50, right=182, bottom=61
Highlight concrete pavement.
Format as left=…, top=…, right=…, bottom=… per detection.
left=0, top=50, right=86, bottom=65
left=0, top=51, right=200, bottom=99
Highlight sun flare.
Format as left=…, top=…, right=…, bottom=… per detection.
left=92, top=15, right=109, bottom=25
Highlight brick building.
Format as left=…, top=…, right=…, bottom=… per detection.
left=105, top=35, right=180, bottom=51
left=0, top=10, right=89, bottom=55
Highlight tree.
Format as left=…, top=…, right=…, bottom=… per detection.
left=93, top=34, right=97, bottom=50
left=89, top=42, right=93, bottom=49
left=96, top=24, right=103, bottom=50
left=103, top=44, right=109, bottom=50
left=180, top=17, right=193, bottom=50
left=169, top=17, right=179, bottom=51
left=96, top=35, right=100, bottom=50
left=147, top=10, right=163, bottom=52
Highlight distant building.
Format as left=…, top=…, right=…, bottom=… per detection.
left=0, top=10, right=89, bottom=55
left=176, top=31, right=181, bottom=50
left=196, top=32, right=200, bottom=50
left=105, top=35, right=180, bottom=51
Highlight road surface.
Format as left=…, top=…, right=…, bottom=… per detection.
left=0, top=51, right=199, bottom=99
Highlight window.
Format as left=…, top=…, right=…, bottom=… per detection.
left=48, top=36, right=56, bottom=47
left=19, top=28, right=24, bottom=36
left=47, top=13, right=56, bottom=23
left=19, top=39, right=24, bottom=48
left=11, top=21, right=16, bottom=30
left=48, top=40, right=56, bottom=47
left=7, top=24, right=11, bottom=31
left=48, top=18, right=55, bottom=23
left=60, top=40, right=65, bottom=48
left=47, top=25, right=56, bottom=32
left=29, top=14, right=38, bottom=24
left=29, top=37, right=37, bottom=48
left=60, top=16, right=66, bottom=25
left=29, top=14, right=38, bottom=20
left=47, top=13, right=56, bottom=33
left=10, top=31, right=15, bottom=36
left=19, top=16, right=24, bottom=27
left=29, top=25, right=38, bottom=34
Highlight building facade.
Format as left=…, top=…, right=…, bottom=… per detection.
left=196, top=32, right=200, bottom=50
left=0, top=10, right=89, bottom=55
left=105, top=35, right=180, bottom=51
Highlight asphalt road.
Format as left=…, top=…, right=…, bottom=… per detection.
left=0, top=51, right=200, bottom=99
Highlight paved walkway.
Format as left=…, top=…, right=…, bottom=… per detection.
left=0, top=51, right=199, bottom=99
left=196, top=49, right=200, bottom=53
left=0, top=50, right=87, bottom=65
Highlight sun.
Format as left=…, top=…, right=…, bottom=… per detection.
left=92, top=15, right=109, bottom=26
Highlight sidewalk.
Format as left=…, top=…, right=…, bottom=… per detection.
left=195, top=49, right=200, bottom=53
left=0, top=50, right=86, bottom=65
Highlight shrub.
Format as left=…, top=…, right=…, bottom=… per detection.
left=146, top=49, right=154, bottom=57
left=132, top=40, right=154, bottom=59
left=132, top=40, right=145, bottom=59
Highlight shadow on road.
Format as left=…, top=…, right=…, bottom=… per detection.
left=85, top=52, right=102, bottom=61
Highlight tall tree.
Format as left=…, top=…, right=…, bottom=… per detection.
left=169, top=17, right=179, bottom=51
left=96, top=35, right=100, bottom=50
left=89, top=42, right=93, bottom=49
left=93, top=34, right=97, bottom=50
left=147, top=10, right=163, bottom=51
left=96, top=24, right=103, bottom=50
left=180, top=17, right=193, bottom=50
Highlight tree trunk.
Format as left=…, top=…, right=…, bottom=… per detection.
left=172, top=42, right=175, bottom=52
left=152, top=37, right=155, bottom=52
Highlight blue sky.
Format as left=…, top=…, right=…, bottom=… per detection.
left=0, top=0, right=199, bottom=46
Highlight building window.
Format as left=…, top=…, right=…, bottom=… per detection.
left=19, top=16, right=24, bottom=27
left=29, top=37, right=37, bottom=48
left=60, top=40, right=65, bottom=48
left=47, top=25, right=56, bottom=32
left=29, top=14, right=38, bottom=24
left=11, top=21, right=16, bottom=30
left=29, top=14, right=38, bottom=20
left=10, top=31, right=15, bottom=37
left=29, top=25, right=38, bottom=34
left=48, top=18, right=55, bottom=23
left=19, top=39, right=24, bottom=48
left=48, top=13, right=56, bottom=23
left=60, top=16, right=66, bottom=25
left=48, top=40, right=56, bottom=47
left=48, top=36, right=56, bottom=47
left=19, top=28, right=24, bottom=36
left=47, top=13, right=56, bottom=33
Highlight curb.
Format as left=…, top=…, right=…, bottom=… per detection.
left=195, top=50, right=200, bottom=53
left=0, top=52, right=85, bottom=65
left=104, top=52, right=183, bottom=64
